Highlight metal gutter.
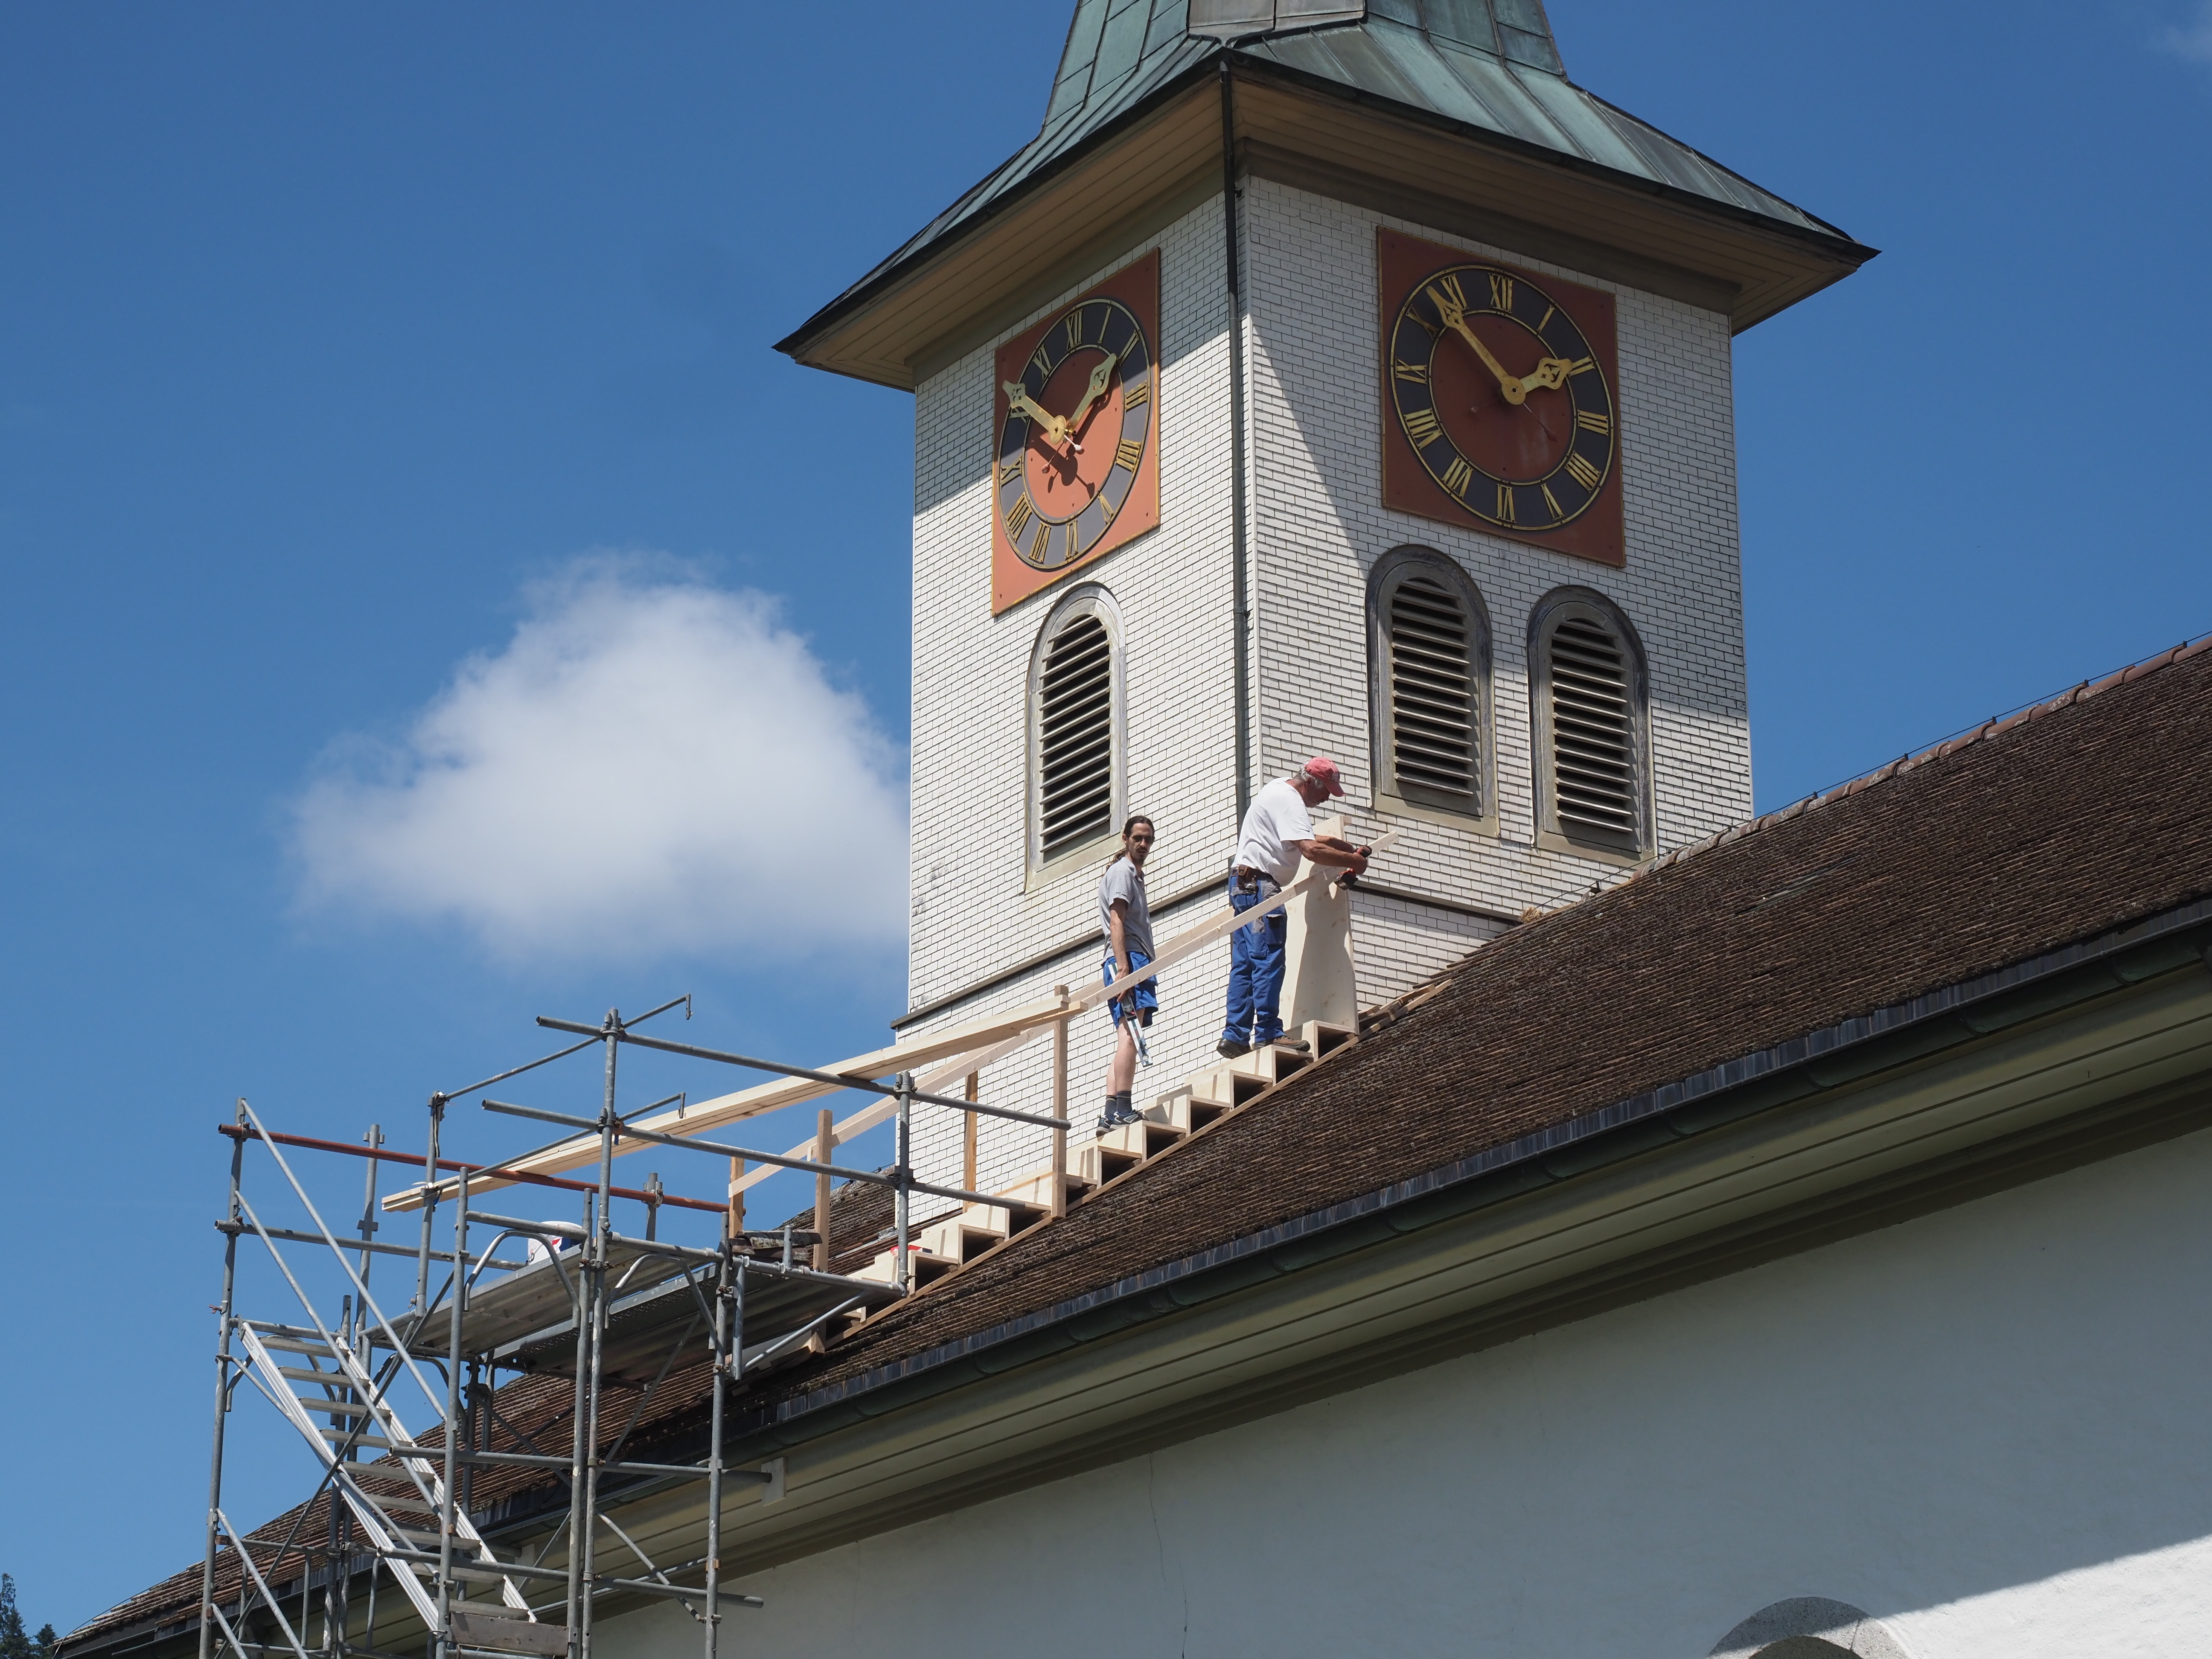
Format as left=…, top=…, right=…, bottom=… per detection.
left=729, top=892, right=2212, bottom=1452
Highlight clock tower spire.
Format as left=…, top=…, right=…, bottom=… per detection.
left=780, top=0, right=1873, bottom=1197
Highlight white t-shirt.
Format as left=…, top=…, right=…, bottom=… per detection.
left=1232, top=778, right=1316, bottom=885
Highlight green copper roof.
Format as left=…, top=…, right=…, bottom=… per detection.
left=786, top=1, right=1862, bottom=365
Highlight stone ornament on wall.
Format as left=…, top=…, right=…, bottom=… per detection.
left=991, top=250, right=1161, bottom=613
left=1709, top=1597, right=1915, bottom=1659
left=1378, top=228, right=1626, bottom=568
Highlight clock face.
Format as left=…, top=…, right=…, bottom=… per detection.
left=1378, top=232, right=1624, bottom=566
left=995, top=296, right=1153, bottom=573
left=991, top=251, right=1161, bottom=613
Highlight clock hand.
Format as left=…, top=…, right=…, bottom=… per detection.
left=1062, top=349, right=1122, bottom=435
left=1516, top=357, right=1574, bottom=396
left=1001, top=381, right=1074, bottom=450
left=1426, top=283, right=1525, bottom=407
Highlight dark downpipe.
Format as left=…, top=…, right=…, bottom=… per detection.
left=1220, top=57, right=1253, bottom=819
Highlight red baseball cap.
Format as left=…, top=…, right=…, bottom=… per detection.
left=1300, top=757, right=1346, bottom=797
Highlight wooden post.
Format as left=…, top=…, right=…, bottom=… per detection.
left=962, top=1072, right=980, bottom=1195
left=725, top=1156, right=745, bottom=1241
left=813, top=1108, right=833, bottom=1272
left=1050, top=987, right=1070, bottom=1220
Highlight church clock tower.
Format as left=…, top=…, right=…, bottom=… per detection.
left=778, top=0, right=1873, bottom=1197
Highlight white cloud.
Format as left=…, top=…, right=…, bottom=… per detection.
left=291, top=556, right=908, bottom=963
left=2164, top=0, right=2212, bottom=64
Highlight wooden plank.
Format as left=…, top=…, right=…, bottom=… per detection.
left=383, top=993, right=1073, bottom=1213
left=814, top=1109, right=832, bottom=1272
left=387, top=834, right=1396, bottom=1214
left=1050, top=989, right=1070, bottom=1220
left=962, top=1074, right=979, bottom=1194
left=727, top=1027, right=1035, bottom=1201
left=448, top=1612, right=566, bottom=1656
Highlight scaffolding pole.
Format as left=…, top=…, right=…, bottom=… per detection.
left=198, top=995, right=1046, bottom=1659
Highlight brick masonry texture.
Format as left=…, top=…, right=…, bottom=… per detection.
left=1243, top=178, right=1751, bottom=938
left=907, top=176, right=1753, bottom=1196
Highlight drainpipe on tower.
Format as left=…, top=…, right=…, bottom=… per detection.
left=1220, top=53, right=1254, bottom=819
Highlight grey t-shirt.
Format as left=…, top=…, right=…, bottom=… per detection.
left=1098, top=857, right=1153, bottom=960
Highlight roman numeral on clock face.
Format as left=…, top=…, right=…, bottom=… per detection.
left=1115, top=438, right=1144, bottom=472
left=1402, top=406, right=1443, bottom=448
left=1432, top=272, right=1467, bottom=311
left=1030, top=521, right=1050, bottom=562
left=1393, top=359, right=1428, bottom=384
left=1440, top=457, right=1473, bottom=499
left=997, top=460, right=1024, bottom=489
left=1575, top=408, right=1611, bottom=436
left=1488, top=272, right=1513, bottom=311
left=1121, top=376, right=1150, bottom=408
left=1564, top=450, right=1603, bottom=491
left=1495, top=483, right=1516, bottom=524
left=1066, top=311, right=1085, bottom=351
left=1541, top=483, right=1564, bottom=522
left=1030, top=343, right=1053, bottom=378
left=1004, top=494, right=1033, bottom=539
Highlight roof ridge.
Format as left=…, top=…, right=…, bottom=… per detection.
left=1627, top=629, right=2212, bottom=888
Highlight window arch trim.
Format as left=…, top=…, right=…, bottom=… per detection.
left=1528, top=585, right=1652, bottom=862
left=1026, top=583, right=1126, bottom=883
left=1366, top=545, right=1496, bottom=835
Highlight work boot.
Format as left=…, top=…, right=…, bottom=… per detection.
left=1272, top=1037, right=1311, bottom=1055
left=1217, top=1038, right=1251, bottom=1059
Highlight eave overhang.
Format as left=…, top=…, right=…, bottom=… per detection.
left=775, top=51, right=1877, bottom=391
left=58, top=905, right=2212, bottom=1659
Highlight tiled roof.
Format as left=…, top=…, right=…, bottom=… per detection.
left=742, top=634, right=2212, bottom=1409
left=69, top=631, right=2212, bottom=1651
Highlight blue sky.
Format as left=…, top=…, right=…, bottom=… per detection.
left=3, top=0, right=2208, bottom=1633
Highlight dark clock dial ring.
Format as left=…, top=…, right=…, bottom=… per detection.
left=1387, top=262, right=1615, bottom=533
left=997, top=296, right=1154, bottom=571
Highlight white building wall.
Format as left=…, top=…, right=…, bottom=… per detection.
left=904, top=177, right=1754, bottom=1185
left=1242, top=176, right=1753, bottom=976
left=902, top=194, right=1242, bottom=1190
left=598, top=1128, right=2212, bottom=1659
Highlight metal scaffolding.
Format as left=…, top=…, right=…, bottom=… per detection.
left=196, top=998, right=1069, bottom=1659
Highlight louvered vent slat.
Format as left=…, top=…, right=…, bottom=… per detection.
left=1038, top=614, right=1114, bottom=861
left=1548, top=615, right=1636, bottom=842
left=1386, top=573, right=1479, bottom=806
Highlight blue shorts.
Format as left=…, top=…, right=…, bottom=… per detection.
left=1103, top=949, right=1158, bottom=1027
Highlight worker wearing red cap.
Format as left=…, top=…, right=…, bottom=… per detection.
left=1219, top=758, right=1370, bottom=1058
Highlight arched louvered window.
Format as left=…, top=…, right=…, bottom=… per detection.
left=1368, top=547, right=1493, bottom=826
left=1028, top=588, right=1123, bottom=873
left=1530, top=588, right=1649, bottom=856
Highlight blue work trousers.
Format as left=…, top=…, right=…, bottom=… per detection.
left=1221, top=876, right=1287, bottom=1045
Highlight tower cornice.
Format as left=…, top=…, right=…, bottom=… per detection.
left=777, top=15, right=1875, bottom=389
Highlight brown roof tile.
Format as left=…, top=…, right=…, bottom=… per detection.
left=69, top=631, right=2212, bottom=1653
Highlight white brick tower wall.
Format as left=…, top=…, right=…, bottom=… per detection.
left=898, top=178, right=1751, bottom=1202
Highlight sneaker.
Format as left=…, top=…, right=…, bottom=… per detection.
left=1217, top=1038, right=1251, bottom=1059
left=1110, top=1100, right=1145, bottom=1126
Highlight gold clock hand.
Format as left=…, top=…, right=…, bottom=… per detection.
left=1001, top=381, right=1073, bottom=449
left=1426, top=283, right=1525, bottom=407
left=1517, top=357, right=1573, bottom=396
left=1062, top=349, right=1122, bottom=435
